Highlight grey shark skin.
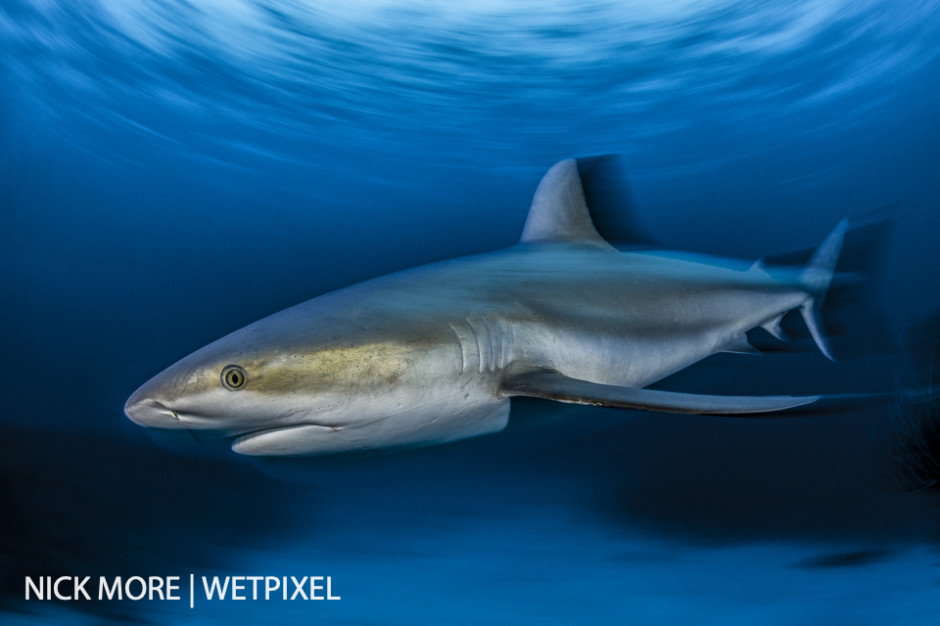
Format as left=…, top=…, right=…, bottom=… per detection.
left=125, top=158, right=847, bottom=457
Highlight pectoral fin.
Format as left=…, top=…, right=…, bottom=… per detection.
left=499, top=370, right=820, bottom=416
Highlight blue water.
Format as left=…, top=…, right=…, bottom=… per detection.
left=3, top=0, right=940, bottom=623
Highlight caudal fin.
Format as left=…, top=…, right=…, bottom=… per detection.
left=799, top=219, right=849, bottom=361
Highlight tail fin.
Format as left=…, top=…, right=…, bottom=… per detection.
left=799, top=219, right=849, bottom=362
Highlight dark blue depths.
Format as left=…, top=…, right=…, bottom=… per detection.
left=2, top=1, right=940, bottom=623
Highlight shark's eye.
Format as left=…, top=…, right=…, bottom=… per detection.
left=221, top=364, right=247, bottom=390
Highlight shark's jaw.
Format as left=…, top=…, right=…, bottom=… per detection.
left=231, top=423, right=350, bottom=456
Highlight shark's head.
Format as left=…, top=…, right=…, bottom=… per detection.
left=124, top=301, right=510, bottom=457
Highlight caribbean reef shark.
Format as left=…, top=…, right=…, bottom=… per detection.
left=125, top=157, right=850, bottom=456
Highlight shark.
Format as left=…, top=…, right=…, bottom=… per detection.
left=125, top=157, right=851, bottom=456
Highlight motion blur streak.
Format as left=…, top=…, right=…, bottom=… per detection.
left=2, top=1, right=939, bottom=170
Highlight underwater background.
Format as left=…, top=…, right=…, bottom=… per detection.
left=2, top=0, right=940, bottom=623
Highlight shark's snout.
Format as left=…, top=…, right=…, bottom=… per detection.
left=124, top=395, right=181, bottom=428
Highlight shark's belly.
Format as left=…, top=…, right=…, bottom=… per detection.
left=507, top=286, right=806, bottom=389
left=513, top=322, right=719, bottom=388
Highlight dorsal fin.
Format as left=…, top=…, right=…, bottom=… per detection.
left=519, top=159, right=614, bottom=250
